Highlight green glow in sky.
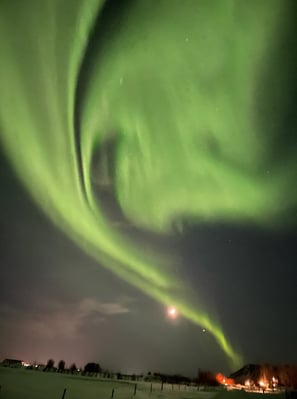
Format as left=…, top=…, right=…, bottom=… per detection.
left=0, top=0, right=295, bottom=368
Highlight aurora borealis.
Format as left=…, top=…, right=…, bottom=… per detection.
left=0, top=0, right=296, bottom=371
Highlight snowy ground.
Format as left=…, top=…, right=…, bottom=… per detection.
left=0, top=367, right=285, bottom=399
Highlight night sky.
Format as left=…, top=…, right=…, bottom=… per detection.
left=0, top=0, right=297, bottom=377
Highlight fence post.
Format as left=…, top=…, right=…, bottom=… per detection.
left=111, top=388, right=115, bottom=398
left=133, top=383, right=137, bottom=395
left=61, top=388, right=67, bottom=399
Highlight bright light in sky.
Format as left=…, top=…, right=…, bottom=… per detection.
left=167, top=306, right=178, bottom=319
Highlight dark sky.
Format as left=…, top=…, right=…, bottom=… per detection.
left=1, top=149, right=296, bottom=376
left=1, top=0, right=297, bottom=378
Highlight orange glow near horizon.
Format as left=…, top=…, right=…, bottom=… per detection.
left=216, top=373, right=235, bottom=386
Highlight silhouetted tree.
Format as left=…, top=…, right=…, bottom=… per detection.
left=44, top=359, right=55, bottom=371
left=58, top=360, right=65, bottom=372
left=69, top=363, right=77, bottom=374
left=84, top=362, right=101, bottom=375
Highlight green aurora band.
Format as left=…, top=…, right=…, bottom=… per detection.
left=0, top=0, right=296, bottom=368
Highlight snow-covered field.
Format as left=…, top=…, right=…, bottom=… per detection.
left=0, top=367, right=213, bottom=399
left=0, top=367, right=285, bottom=399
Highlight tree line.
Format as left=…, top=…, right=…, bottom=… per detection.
left=43, top=359, right=101, bottom=375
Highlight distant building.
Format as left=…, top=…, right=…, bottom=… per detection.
left=2, top=359, right=23, bottom=368
left=229, top=364, right=297, bottom=389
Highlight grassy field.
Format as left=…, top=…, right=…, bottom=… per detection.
left=0, top=367, right=286, bottom=399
